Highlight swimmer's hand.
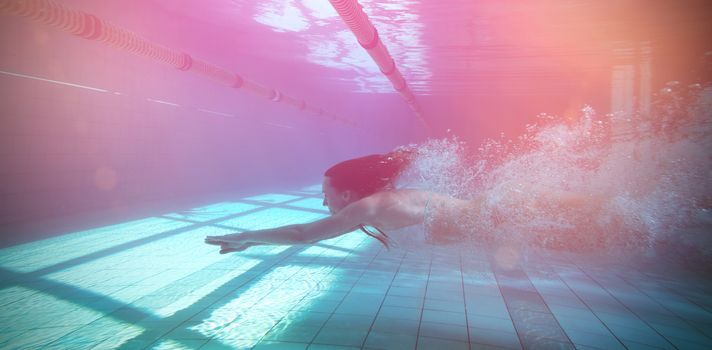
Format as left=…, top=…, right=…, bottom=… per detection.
left=205, top=235, right=259, bottom=254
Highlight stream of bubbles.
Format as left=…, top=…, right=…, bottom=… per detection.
left=397, top=83, right=712, bottom=267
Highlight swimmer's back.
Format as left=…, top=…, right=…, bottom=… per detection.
left=359, top=189, right=473, bottom=232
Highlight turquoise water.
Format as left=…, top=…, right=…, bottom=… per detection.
left=1, top=183, right=712, bottom=349
left=0, top=186, right=381, bottom=349
left=1, top=87, right=712, bottom=348
left=2, top=88, right=712, bottom=348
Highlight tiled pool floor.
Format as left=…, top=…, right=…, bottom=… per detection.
left=1, top=187, right=711, bottom=349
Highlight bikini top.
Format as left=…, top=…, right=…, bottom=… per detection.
left=360, top=191, right=435, bottom=250
left=359, top=224, right=393, bottom=250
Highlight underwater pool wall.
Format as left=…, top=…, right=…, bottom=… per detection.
left=0, top=1, right=420, bottom=242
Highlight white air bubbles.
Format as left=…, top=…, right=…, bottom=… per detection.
left=399, top=85, right=712, bottom=261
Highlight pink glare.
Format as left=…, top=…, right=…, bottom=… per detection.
left=0, top=0, right=710, bottom=257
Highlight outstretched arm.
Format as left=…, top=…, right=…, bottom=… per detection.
left=210, top=215, right=359, bottom=245
left=205, top=197, right=376, bottom=252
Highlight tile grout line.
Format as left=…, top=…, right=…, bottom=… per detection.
left=490, top=255, right=526, bottom=350
left=3, top=195, right=316, bottom=288
left=516, top=258, right=583, bottom=348
left=614, top=269, right=712, bottom=339
left=458, top=248, right=472, bottom=348
left=359, top=248, right=408, bottom=349
left=307, top=241, right=384, bottom=347
left=563, top=261, right=679, bottom=350
left=558, top=255, right=636, bottom=349
left=38, top=194, right=327, bottom=349
left=525, top=259, right=629, bottom=350
left=243, top=234, right=368, bottom=349
left=136, top=245, right=319, bottom=349
left=413, top=249, right=434, bottom=349
left=594, top=268, right=712, bottom=342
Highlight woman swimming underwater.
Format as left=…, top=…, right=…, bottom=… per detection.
left=204, top=146, right=597, bottom=254
left=205, top=147, right=463, bottom=253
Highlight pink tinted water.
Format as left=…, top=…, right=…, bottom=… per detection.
left=402, top=85, right=712, bottom=264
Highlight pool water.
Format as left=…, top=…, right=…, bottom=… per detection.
left=1, top=184, right=711, bottom=350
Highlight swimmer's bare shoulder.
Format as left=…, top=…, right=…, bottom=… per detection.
left=338, top=194, right=378, bottom=218
left=349, top=189, right=434, bottom=229
left=343, top=189, right=473, bottom=230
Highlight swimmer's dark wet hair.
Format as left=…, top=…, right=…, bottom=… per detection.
left=324, top=146, right=416, bottom=250
left=324, top=147, right=415, bottom=198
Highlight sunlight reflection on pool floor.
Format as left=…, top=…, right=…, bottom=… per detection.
left=0, top=185, right=711, bottom=349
